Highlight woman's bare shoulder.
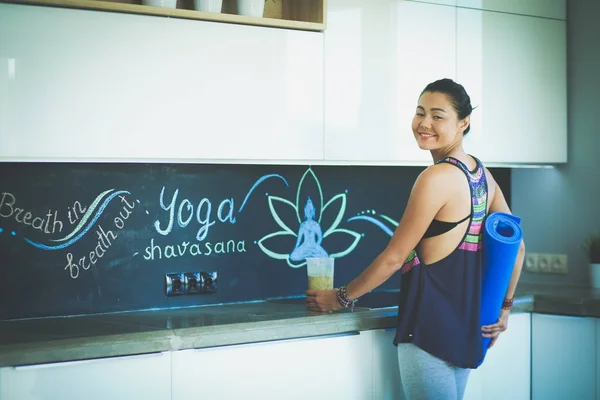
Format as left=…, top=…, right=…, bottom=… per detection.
left=483, top=166, right=496, bottom=185
left=408, top=164, right=465, bottom=206
left=418, top=162, right=467, bottom=186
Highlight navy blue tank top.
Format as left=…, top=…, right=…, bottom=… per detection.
left=393, top=156, right=489, bottom=369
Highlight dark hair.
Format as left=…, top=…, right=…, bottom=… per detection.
left=421, top=78, right=473, bottom=135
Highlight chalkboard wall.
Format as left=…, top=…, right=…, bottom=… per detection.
left=0, top=163, right=511, bottom=320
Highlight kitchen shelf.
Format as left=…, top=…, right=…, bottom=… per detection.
left=3, top=0, right=326, bottom=31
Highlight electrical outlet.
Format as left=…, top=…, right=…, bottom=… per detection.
left=200, top=271, right=218, bottom=293
left=165, top=273, right=185, bottom=296
left=538, top=253, right=552, bottom=272
left=166, top=271, right=217, bottom=296
left=525, top=253, right=568, bottom=274
left=525, top=253, right=539, bottom=272
left=184, top=272, right=202, bottom=294
left=550, top=254, right=568, bottom=274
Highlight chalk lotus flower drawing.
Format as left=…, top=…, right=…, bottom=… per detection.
left=257, top=168, right=362, bottom=268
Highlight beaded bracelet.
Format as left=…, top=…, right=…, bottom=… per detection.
left=501, top=296, right=514, bottom=310
left=336, top=285, right=357, bottom=312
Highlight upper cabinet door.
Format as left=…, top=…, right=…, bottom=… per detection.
left=0, top=4, right=324, bottom=162
left=324, top=0, right=456, bottom=164
left=457, top=8, right=567, bottom=164
left=457, top=0, right=566, bottom=19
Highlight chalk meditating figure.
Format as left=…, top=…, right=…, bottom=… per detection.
left=290, top=197, right=328, bottom=262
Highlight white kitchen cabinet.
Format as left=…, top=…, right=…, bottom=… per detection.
left=464, top=312, right=531, bottom=400
left=0, top=352, right=171, bottom=400
left=171, top=332, right=372, bottom=400
left=371, top=328, right=404, bottom=400
left=457, top=0, right=566, bottom=20
left=324, top=0, right=455, bottom=164
left=457, top=8, right=567, bottom=164
left=532, top=314, right=596, bottom=399
left=463, top=363, right=484, bottom=400
left=0, top=3, right=323, bottom=162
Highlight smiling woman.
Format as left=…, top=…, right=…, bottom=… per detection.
left=412, top=80, right=473, bottom=156
left=306, top=78, right=526, bottom=400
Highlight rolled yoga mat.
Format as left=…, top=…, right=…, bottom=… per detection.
left=480, top=212, right=523, bottom=363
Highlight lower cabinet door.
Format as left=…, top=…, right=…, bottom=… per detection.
left=463, top=364, right=484, bottom=400
left=0, top=352, right=171, bottom=400
left=370, top=328, right=404, bottom=400
left=171, top=332, right=372, bottom=400
left=532, top=313, right=596, bottom=399
left=465, top=312, right=531, bottom=400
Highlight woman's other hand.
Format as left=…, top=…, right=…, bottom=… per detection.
left=481, top=309, right=510, bottom=348
left=305, top=289, right=341, bottom=312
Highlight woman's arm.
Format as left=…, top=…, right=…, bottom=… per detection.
left=306, top=165, right=452, bottom=311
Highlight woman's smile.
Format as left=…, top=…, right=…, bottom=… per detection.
left=417, top=132, right=436, bottom=140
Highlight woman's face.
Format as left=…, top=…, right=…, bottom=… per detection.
left=411, top=91, right=469, bottom=151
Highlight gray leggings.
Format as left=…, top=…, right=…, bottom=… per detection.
left=397, top=343, right=471, bottom=400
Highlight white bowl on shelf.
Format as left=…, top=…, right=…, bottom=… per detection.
left=236, top=0, right=264, bottom=17
left=143, top=0, right=177, bottom=9
left=194, top=0, right=223, bottom=12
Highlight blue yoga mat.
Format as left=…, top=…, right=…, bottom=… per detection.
left=480, top=212, right=523, bottom=363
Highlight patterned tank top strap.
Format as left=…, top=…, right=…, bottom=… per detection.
left=401, top=249, right=420, bottom=274
left=453, top=156, right=488, bottom=252
left=434, top=156, right=488, bottom=252
left=437, top=156, right=487, bottom=188
left=436, top=156, right=470, bottom=178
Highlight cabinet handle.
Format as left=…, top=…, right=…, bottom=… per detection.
left=193, top=331, right=362, bottom=351
left=14, top=351, right=167, bottom=371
